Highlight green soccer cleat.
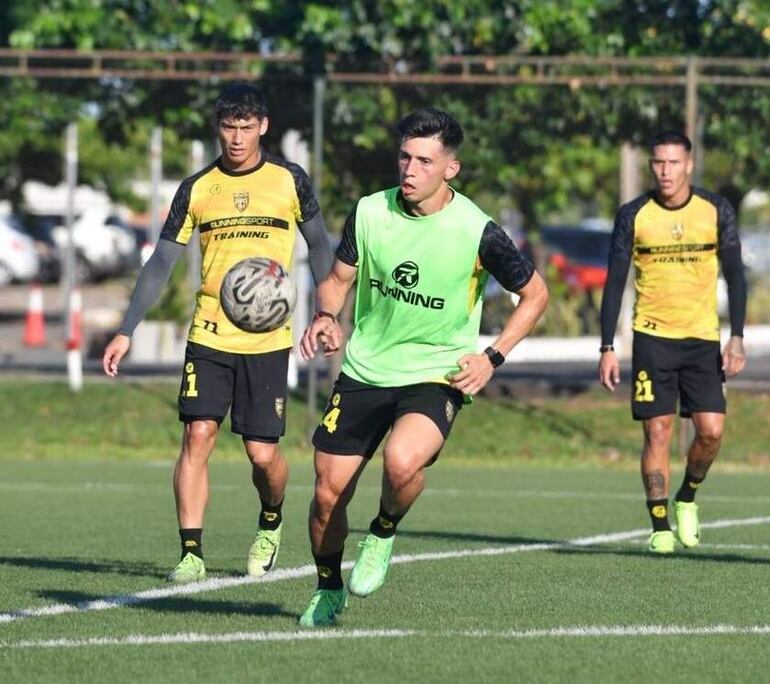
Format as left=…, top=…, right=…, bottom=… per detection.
left=247, top=524, right=282, bottom=577
left=348, top=533, right=395, bottom=597
left=675, top=500, right=701, bottom=548
left=298, top=588, right=348, bottom=628
left=648, top=530, right=676, bottom=554
left=167, top=552, right=206, bottom=583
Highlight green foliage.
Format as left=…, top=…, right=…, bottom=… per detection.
left=2, top=1, right=770, bottom=231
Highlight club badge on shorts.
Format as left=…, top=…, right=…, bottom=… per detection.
left=274, top=397, right=285, bottom=418
left=445, top=399, right=455, bottom=423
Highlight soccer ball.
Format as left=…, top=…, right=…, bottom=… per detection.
left=220, top=257, right=297, bottom=333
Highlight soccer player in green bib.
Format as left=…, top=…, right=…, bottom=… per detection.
left=296, top=108, right=549, bottom=627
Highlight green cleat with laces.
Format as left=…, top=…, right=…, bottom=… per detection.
left=348, top=533, right=395, bottom=597
left=675, top=501, right=701, bottom=548
left=247, top=524, right=282, bottom=577
left=648, top=530, right=676, bottom=554
left=167, top=553, right=206, bottom=583
left=298, top=588, right=348, bottom=628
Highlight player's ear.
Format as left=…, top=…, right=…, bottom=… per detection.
left=444, top=157, right=460, bottom=181
left=685, top=154, right=694, bottom=176
left=259, top=116, right=269, bottom=135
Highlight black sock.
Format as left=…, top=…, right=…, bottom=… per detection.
left=369, top=500, right=405, bottom=539
left=675, top=470, right=705, bottom=503
left=179, top=528, right=203, bottom=560
left=259, top=499, right=283, bottom=531
left=313, top=549, right=344, bottom=590
left=646, top=499, right=671, bottom=532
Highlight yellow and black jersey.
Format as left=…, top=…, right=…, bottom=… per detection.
left=160, top=151, right=319, bottom=353
left=608, top=188, right=741, bottom=341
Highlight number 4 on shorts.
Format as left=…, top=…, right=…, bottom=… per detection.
left=322, top=407, right=340, bottom=433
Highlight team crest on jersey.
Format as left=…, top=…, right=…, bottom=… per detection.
left=671, top=222, right=684, bottom=240
left=445, top=400, right=455, bottom=423
left=274, top=397, right=285, bottom=418
left=210, top=183, right=222, bottom=195
left=233, top=191, right=250, bottom=212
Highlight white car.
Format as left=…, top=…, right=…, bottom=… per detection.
left=50, top=208, right=139, bottom=282
left=0, top=215, right=40, bottom=285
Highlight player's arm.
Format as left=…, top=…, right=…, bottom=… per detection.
left=297, top=212, right=334, bottom=285
left=103, top=181, right=193, bottom=377
left=598, top=207, right=634, bottom=391
left=717, top=197, right=748, bottom=376
left=451, top=221, right=548, bottom=396
left=299, top=203, right=359, bottom=360
left=102, top=239, right=185, bottom=376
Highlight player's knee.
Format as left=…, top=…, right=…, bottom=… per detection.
left=182, top=421, right=218, bottom=457
left=695, top=424, right=723, bottom=449
left=383, top=449, right=421, bottom=491
left=245, top=441, right=279, bottom=469
left=313, top=477, right=349, bottom=517
left=643, top=419, right=673, bottom=448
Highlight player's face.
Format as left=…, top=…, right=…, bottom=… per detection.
left=398, top=136, right=460, bottom=206
left=218, top=115, right=269, bottom=171
left=650, top=143, right=693, bottom=206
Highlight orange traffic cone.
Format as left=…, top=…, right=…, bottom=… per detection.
left=65, top=288, right=83, bottom=351
left=22, top=283, right=46, bottom=347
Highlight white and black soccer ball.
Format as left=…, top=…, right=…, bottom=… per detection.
left=220, top=257, right=297, bottom=333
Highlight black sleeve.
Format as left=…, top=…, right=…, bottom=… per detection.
left=599, top=204, right=636, bottom=345
left=335, top=203, right=359, bottom=267
left=720, top=246, right=747, bottom=337
left=297, top=212, right=334, bottom=285
left=716, top=194, right=741, bottom=250
left=287, top=162, right=321, bottom=223
left=118, top=239, right=185, bottom=336
left=477, top=221, right=535, bottom=292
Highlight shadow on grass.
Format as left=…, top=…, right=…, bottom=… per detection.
left=0, top=555, right=164, bottom=577
left=36, top=590, right=295, bottom=618
left=350, top=527, right=555, bottom=546
left=551, top=545, right=770, bottom=566
left=350, top=528, right=770, bottom=566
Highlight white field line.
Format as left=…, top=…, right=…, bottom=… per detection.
left=4, top=480, right=770, bottom=505
left=629, top=541, right=770, bottom=552
left=4, top=623, right=770, bottom=650
left=2, top=516, right=769, bottom=627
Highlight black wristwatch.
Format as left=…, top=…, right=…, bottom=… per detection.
left=483, top=346, right=506, bottom=368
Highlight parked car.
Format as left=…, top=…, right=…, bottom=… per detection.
left=49, top=208, right=140, bottom=282
left=0, top=215, right=40, bottom=285
left=540, top=224, right=612, bottom=293
left=19, top=213, right=62, bottom=283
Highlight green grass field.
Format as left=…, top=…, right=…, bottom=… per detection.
left=1, top=381, right=770, bottom=682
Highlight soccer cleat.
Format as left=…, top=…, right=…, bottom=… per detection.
left=648, top=530, right=676, bottom=554
left=298, top=588, right=348, bottom=628
left=167, top=552, right=206, bottom=583
left=348, top=533, right=395, bottom=597
left=247, top=523, right=282, bottom=577
left=675, top=500, right=701, bottom=548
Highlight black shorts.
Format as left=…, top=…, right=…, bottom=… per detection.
left=631, top=332, right=726, bottom=421
left=312, top=373, right=464, bottom=459
left=178, top=342, right=290, bottom=441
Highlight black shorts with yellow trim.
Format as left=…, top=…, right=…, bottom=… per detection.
left=631, top=331, right=726, bottom=421
left=178, top=341, right=289, bottom=441
left=312, top=373, right=464, bottom=460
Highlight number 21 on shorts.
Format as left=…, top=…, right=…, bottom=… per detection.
left=321, top=392, right=342, bottom=433
left=634, top=370, right=655, bottom=402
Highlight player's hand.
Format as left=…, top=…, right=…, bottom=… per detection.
left=722, top=335, right=746, bottom=377
left=102, top=334, right=131, bottom=377
left=449, top=353, right=494, bottom=397
left=598, top=350, right=620, bottom=391
left=299, top=315, right=341, bottom=360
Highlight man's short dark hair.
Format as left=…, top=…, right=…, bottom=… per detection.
left=396, top=108, right=464, bottom=152
left=650, top=131, right=692, bottom=152
left=215, top=84, right=268, bottom=124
